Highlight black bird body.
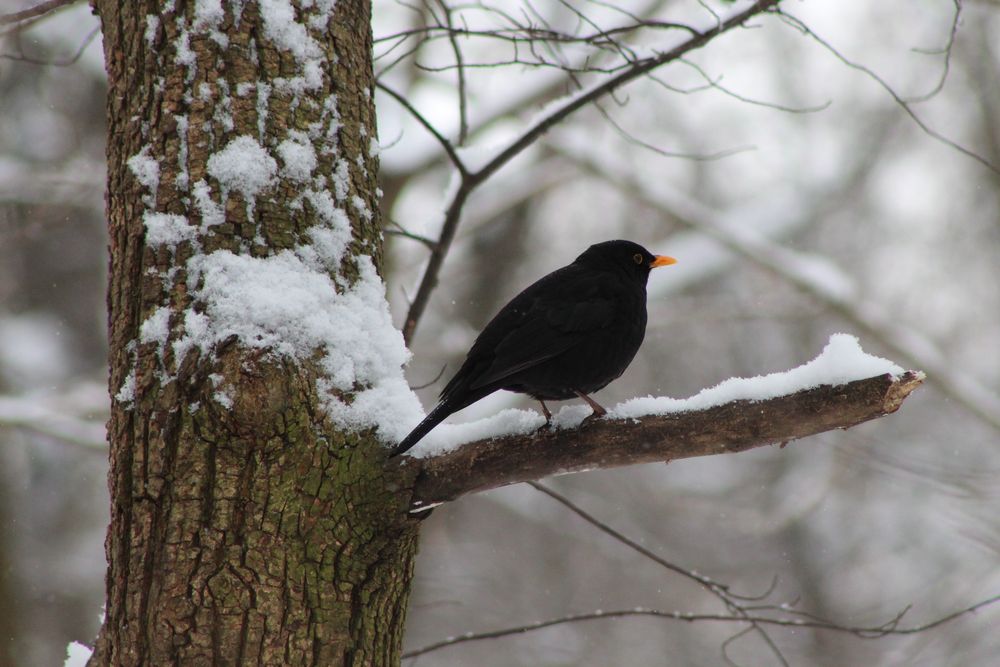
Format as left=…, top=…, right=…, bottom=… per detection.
left=391, top=240, right=675, bottom=456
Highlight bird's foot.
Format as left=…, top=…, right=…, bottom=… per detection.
left=534, top=399, right=554, bottom=432
left=534, top=420, right=555, bottom=434
left=574, top=391, right=608, bottom=424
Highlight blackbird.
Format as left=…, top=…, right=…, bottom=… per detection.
left=390, top=240, right=676, bottom=456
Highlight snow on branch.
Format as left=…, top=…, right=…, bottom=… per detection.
left=394, top=335, right=923, bottom=510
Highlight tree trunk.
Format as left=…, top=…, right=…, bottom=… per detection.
left=89, top=1, right=418, bottom=665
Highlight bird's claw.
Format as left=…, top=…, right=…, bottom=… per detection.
left=534, top=419, right=555, bottom=433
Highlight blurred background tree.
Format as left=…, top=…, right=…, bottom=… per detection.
left=1, top=1, right=998, bottom=665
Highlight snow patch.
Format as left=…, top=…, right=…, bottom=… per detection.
left=144, top=213, right=197, bottom=247
left=139, top=306, right=171, bottom=349
left=115, top=369, right=136, bottom=405
left=193, top=0, right=224, bottom=32
left=174, top=249, right=421, bottom=443
left=63, top=641, right=92, bottom=667
left=191, top=179, right=225, bottom=229
left=259, top=0, right=322, bottom=60
left=614, top=334, right=903, bottom=418
left=276, top=132, right=317, bottom=182
left=128, top=146, right=160, bottom=207
left=206, top=135, right=277, bottom=199
left=144, top=14, right=159, bottom=46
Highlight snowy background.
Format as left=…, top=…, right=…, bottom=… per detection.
left=1, top=1, right=998, bottom=665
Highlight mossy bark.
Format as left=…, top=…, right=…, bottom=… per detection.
left=90, top=1, right=417, bottom=665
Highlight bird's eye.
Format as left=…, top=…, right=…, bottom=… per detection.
left=633, top=253, right=644, bottom=265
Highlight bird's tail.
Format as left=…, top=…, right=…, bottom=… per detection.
left=389, top=402, right=452, bottom=457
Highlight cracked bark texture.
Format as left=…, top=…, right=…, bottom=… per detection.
left=90, top=1, right=417, bottom=665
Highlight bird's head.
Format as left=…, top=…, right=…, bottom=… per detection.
left=575, top=240, right=676, bottom=282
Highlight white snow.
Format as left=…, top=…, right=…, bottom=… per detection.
left=206, top=136, right=277, bottom=199
left=214, top=389, right=233, bottom=409
left=276, top=132, right=317, bottom=182
left=191, top=179, right=225, bottom=228
left=174, top=24, right=195, bottom=68
left=173, top=115, right=190, bottom=190
left=402, top=334, right=905, bottom=458
left=613, top=334, right=903, bottom=418
left=139, top=306, right=171, bottom=348
left=258, top=0, right=322, bottom=61
left=115, top=369, right=136, bottom=405
left=63, top=641, right=92, bottom=667
left=193, top=0, right=224, bottom=32
left=143, top=213, right=197, bottom=247
left=144, top=14, right=159, bottom=46
left=173, top=249, right=422, bottom=442
left=127, top=146, right=160, bottom=208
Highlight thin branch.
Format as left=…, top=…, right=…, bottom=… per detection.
left=528, top=481, right=756, bottom=600
left=402, top=0, right=785, bottom=344
left=0, top=24, right=97, bottom=66
left=379, top=2, right=680, bottom=179
left=376, top=81, right=469, bottom=176
left=409, top=363, right=448, bottom=391
left=529, top=480, right=790, bottom=665
left=435, top=0, right=469, bottom=144
left=374, top=19, right=697, bottom=48
left=401, top=593, right=1000, bottom=660
left=0, top=0, right=77, bottom=26
left=777, top=8, right=999, bottom=175
left=384, top=220, right=438, bottom=249
left=679, top=57, right=832, bottom=113
left=905, top=0, right=961, bottom=103
left=592, top=98, right=757, bottom=160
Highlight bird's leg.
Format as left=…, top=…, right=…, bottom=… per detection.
left=538, top=399, right=553, bottom=425
left=574, top=390, right=607, bottom=420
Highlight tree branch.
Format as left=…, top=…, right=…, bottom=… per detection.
left=0, top=0, right=77, bottom=26
left=398, top=371, right=923, bottom=509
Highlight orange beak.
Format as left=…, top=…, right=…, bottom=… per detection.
left=650, top=255, right=677, bottom=268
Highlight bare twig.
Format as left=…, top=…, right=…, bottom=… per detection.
left=592, top=97, right=757, bottom=160
left=409, top=363, right=448, bottom=391
left=0, top=24, right=97, bottom=66
left=376, top=81, right=468, bottom=175
left=905, top=0, right=961, bottom=103
left=777, top=8, right=999, bottom=175
left=528, top=481, right=756, bottom=599
left=529, top=480, right=790, bottom=665
left=679, top=57, right=832, bottom=113
left=0, top=0, right=77, bottom=26
left=401, top=593, right=1000, bottom=660
left=434, top=0, right=469, bottom=144
left=385, top=220, right=438, bottom=249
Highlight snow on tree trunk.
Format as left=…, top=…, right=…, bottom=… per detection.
left=90, top=1, right=420, bottom=664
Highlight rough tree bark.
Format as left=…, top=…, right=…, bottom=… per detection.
left=90, top=1, right=419, bottom=665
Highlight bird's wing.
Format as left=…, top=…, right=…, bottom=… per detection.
left=464, top=269, right=619, bottom=391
